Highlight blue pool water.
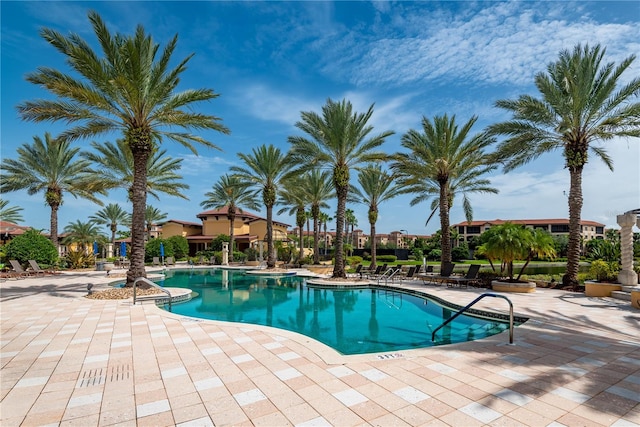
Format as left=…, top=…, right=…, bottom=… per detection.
left=156, top=269, right=521, bottom=355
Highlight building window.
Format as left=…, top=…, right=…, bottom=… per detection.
left=595, top=227, right=604, bottom=234
left=551, top=224, right=570, bottom=233
left=467, top=226, right=481, bottom=234
left=458, top=226, right=464, bottom=234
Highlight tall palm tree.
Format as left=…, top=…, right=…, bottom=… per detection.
left=145, top=206, right=168, bottom=240
left=392, top=114, right=497, bottom=270
left=352, top=165, right=402, bottom=269
left=82, top=139, right=189, bottom=201
left=201, top=174, right=259, bottom=262
left=344, top=209, right=356, bottom=249
left=288, top=98, right=393, bottom=278
left=62, top=220, right=104, bottom=253
left=0, top=133, right=103, bottom=247
left=89, top=203, right=130, bottom=251
left=17, top=11, right=229, bottom=284
left=231, top=145, right=292, bottom=269
left=278, top=176, right=308, bottom=264
left=319, top=212, right=333, bottom=257
left=0, top=199, right=24, bottom=224
left=488, top=44, right=640, bottom=289
left=300, top=169, right=333, bottom=264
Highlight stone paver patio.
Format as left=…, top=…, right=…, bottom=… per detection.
left=1, top=267, right=639, bottom=426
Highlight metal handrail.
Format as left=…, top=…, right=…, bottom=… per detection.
left=431, top=293, right=514, bottom=344
left=133, top=277, right=172, bottom=311
left=378, top=267, right=401, bottom=285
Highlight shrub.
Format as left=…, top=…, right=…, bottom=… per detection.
left=451, top=244, right=469, bottom=261
left=65, top=250, right=96, bottom=269
left=377, top=254, right=397, bottom=263
left=346, top=256, right=363, bottom=266
left=210, top=234, right=230, bottom=251
left=4, top=229, right=58, bottom=267
left=476, top=271, right=500, bottom=288
left=167, top=235, right=189, bottom=259
left=244, top=247, right=259, bottom=261
left=233, top=251, right=247, bottom=263
left=145, top=238, right=174, bottom=262
left=588, top=260, right=619, bottom=282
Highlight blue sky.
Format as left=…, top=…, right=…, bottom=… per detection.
left=2, top=1, right=639, bottom=237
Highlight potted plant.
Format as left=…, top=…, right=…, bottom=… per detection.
left=477, top=222, right=555, bottom=293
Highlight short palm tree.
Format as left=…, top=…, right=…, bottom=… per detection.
left=62, top=220, right=104, bottom=253
left=0, top=199, right=24, bottom=224
left=0, top=133, right=103, bottom=247
left=278, top=176, right=308, bottom=264
left=392, top=114, right=497, bottom=270
left=145, top=206, right=168, bottom=241
left=89, top=203, right=131, bottom=251
left=82, top=139, right=189, bottom=201
left=300, top=169, right=333, bottom=264
left=201, top=174, right=259, bottom=262
left=231, top=145, right=292, bottom=269
left=352, top=165, right=402, bottom=269
left=319, top=212, right=333, bottom=256
left=345, top=209, right=357, bottom=251
left=17, top=11, right=229, bottom=284
left=488, top=44, right=640, bottom=290
left=288, top=98, right=393, bottom=278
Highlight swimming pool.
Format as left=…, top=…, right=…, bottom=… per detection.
left=156, top=269, right=523, bottom=355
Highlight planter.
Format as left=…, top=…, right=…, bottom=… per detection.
left=491, top=280, right=536, bottom=293
left=584, top=281, right=622, bottom=297
left=244, top=261, right=261, bottom=266
left=631, top=290, right=640, bottom=310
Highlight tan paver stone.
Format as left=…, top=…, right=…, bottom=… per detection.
left=98, top=407, right=137, bottom=425
left=557, top=411, right=609, bottom=427
left=59, top=413, right=100, bottom=426
left=438, top=409, right=484, bottom=427
left=171, top=403, right=209, bottom=424
left=320, top=407, right=366, bottom=427
left=281, top=402, right=321, bottom=425
left=252, top=410, right=293, bottom=426
left=136, top=411, right=175, bottom=427
left=369, top=412, right=412, bottom=427
left=348, top=400, right=389, bottom=422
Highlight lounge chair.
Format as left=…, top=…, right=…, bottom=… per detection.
left=9, top=260, right=32, bottom=277
left=197, top=255, right=205, bottom=265
left=348, top=264, right=363, bottom=278
left=445, top=264, right=481, bottom=288
left=367, top=263, right=388, bottom=280
left=421, top=262, right=455, bottom=286
left=166, top=256, right=175, bottom=266
left=399, top=265, right=417, bottom=281
left=208, top=256, right=216, bottom=265
left=28, top=260, right=54, bottom=276
left=152, top=257, right=161, bottom=266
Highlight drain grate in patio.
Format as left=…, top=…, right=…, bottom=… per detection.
left=77, top=364, right=130, bottom=387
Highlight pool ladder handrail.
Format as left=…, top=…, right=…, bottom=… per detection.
left=431, top=293, right=514, bottom=344
left=133, top=277, right=172, bottom=311
left=378, top=267, right=401, bottom=285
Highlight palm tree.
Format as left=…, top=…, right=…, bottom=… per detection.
left=352, top=165, right=402, bottom=269
left=145, top=206, right=168, bottom=240
left=300, top=169, right=333, bottom=264
left=82, top=139, right=189, bottom=201
left=89, top=203, right=130, bottom=252
left=0, top=133, right=103, bottom=247
left=62, top=220, right=104, bottom=253
left=17, top=11, right=229, bottom=284
left=288, top=98, right=393, bottom=278
left=345, top=208, right=356, bottom=249
left=319, top=212, right=333, bottom=257
left=392, top=114, right=497, bottom=270
left=201, top=174, right=259, bottom=262
left=488, top=44, right=640, bottom=290
left=278, top=176, right=308, bottom=264
left=0, top=199, right=24, bottom=224
left=231, top=145, right=292, bottom=269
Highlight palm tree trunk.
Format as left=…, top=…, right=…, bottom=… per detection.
left=127, top=148, right=150, bottom=286
left=370, top=220, right=377, bottom=270
left=564, top=168, right=583, bottom=290
left=229, top=213, right=235, bottom=263
left=312, top=210, right=319, bottom=264
left=266, top=204, right=275, bottom=268
left=298, top=222, right=304, bottom=264
left=110, top=224, right=117, bottom=252
left=49, top=202, right=59, bottom=249
left=439, top=182, right=451, bottom=270
left=334, top=186, right=347, bottom=278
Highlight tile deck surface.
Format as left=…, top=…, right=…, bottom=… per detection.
left=1, top=267, right=639, bottom=426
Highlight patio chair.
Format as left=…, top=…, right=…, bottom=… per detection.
left=28, top=260, right=54, bottom=276
left=197, top=255, right=205, bottom=265
left=347, top=264, right=363, bottom=278
left=445, top=264, right=481, bottom=288
left=152, top=257, right=161, bottom=266
left=208, top=256, right=216, bottom=265
left=166, top=256, right=175, bottom=266
left=367, top=263, right=388, bottom=280
left=9, top=260, right=32, bottom=277
left=422, top=262, right=455, bottom=286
